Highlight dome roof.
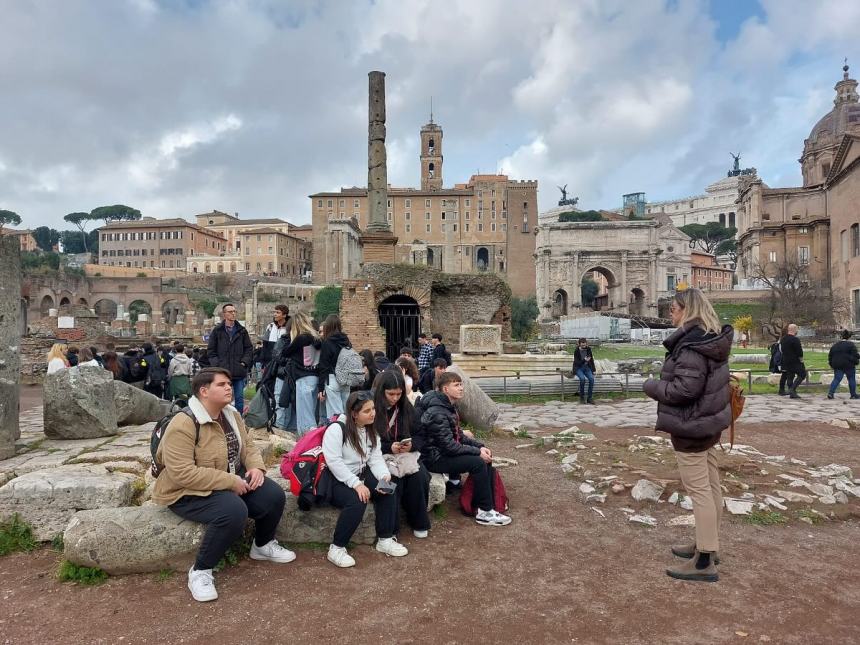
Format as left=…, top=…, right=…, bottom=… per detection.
left=804, top=64, right=860, bottom=153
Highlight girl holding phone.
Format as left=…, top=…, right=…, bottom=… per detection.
left=372, top=370, right=432, bottom=539
left=321, top=390, right=408, bottom=567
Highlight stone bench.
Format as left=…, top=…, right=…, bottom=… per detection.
left=62, top=471, right=446, bottom=575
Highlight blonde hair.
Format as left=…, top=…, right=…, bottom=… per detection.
left=46, top=343, right=69, bottom=365
left=673, top=288, right=721, bottom=334
left=290, top=310, right=318, bottom=341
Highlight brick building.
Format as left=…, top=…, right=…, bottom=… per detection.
left=311, top=118, right=538, bottom=296
left=97, top=217, right=227, bottom=270
left=690, top=251, right=733, bottom=291
left=6, top=229, right=38, bottom=252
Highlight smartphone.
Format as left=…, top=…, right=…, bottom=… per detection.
left=376, top=480, right=397, bottom=494
left=401, top=437, right=412, bottom=445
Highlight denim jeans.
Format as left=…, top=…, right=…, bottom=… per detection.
left=295, top=375, right=319, bottom=436
left=231, top=377, right=247, bottom=413
left=325, top=374, right=350, bottom=418
left=829, top=368, right=858, bottom=397
left=575, top=366, right=595, bottom=398
left=273, top=378, right=289, bottom=429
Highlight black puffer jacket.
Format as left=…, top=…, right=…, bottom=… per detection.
left=415, top=391, right=483, bottom=464
left=318, top=332, right=352, bottom=393
left=828, top=339, right=859, bottom=371
left=643, top=322, right=733, bottom=453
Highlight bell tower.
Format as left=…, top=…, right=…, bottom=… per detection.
left=420, top=103, right=443, bottom=190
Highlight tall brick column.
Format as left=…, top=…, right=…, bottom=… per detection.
left=0, top=235, right=21, bottom=459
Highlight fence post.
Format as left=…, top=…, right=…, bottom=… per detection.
left=624, top=373, right=629, bottom=396
left=560, top=371, right=564, bottom=401
left=503, top=375, right=507, bottom=397
left=747, top=370, right=752, bottom=392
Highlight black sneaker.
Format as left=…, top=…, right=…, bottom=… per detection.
left=827, top=393, right=834, bottom=400
left=445, top=480, right=462, bottom=495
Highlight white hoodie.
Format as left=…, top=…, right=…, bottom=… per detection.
left=322, top=415, right=388, bottom=489
left=168, top=353, right=194, bottom=378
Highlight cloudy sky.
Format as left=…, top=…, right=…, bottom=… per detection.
left=2, top=0, right=858, bottom=230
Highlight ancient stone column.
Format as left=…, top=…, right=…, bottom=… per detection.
left=0, top=235, right=21, bottom=459
left=447, top=365, right=500, bottom=432
left=360, top=70, right=398, bottom=263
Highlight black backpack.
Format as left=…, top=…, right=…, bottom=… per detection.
left=150, top=406, right=200, bottom=478
left=146, top=354, right=168, bottom=385
left=126, top=355, right=147, bottom=382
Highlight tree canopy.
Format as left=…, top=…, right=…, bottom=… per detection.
left=581, top=277, right=599, bottom=306
left=63, top=212, right=92, bottom=252
left=679, top=222, right=737, bottom=255
left=90, top=204, right=142, bottom=223
left=0, top=209, right=21, bottom=232
left=313, top=286, right=342, bottom=322
left=559, top=210, right=603, bottom=223
left=32, top=226, right=60, bottom=252
left=511, top=295, right=539, bottom=340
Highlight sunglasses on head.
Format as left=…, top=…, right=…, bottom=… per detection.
left=351, top=391, right=374, bottom=407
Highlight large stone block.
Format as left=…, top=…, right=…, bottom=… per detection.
left=112, top=381, right=164, bottom=426
left=43, top=366, right=119, bottom=439
left=64, top=506, right=205, bottom=575
left=0, top=466, right=138, bottom=540
left=446, top=365, right=499, bottom=432
left=460, top=324, right=502, bottom=355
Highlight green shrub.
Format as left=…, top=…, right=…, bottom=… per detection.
left=51, top=533, right=64, bottom=552
left=0, top=514, right=38, bottom=556
left=314, top=286, right=342, bottom=321
left=511, top=295, right=539, bottom=340
left=57, top=561, right=108, bottom=585
left=558, top=210, right=603, bottom=222
left=136, top=272, right=148, bottom=278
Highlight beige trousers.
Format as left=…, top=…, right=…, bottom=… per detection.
left=675, top=447, right=722, bottom=553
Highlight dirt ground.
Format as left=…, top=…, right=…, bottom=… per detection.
left=1, top=421, right=859, bottom=644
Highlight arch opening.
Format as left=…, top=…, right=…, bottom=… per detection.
left=39, top=295, right=55, bottom=316
left=552, top=289, right=568, bottom=318
left=378, top=294, right=421, bottom=360
left=128, top=299, right=152, bottom=325
left=93, top=299, right=118, bottom=323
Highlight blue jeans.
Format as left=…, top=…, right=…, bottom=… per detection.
left=273, top=378, right=289, bottom=429
left=294, top=375, right=319, bottom=436
left=325, top=374, right=350, bottom=418
left=575, top=367, right=594, bottom=398
left=232, top=377, right=247, bottom=413
left=829, top=368, right=858, bottom=397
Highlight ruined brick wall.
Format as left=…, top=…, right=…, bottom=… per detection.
left=340, top=279, right=387, bottom=353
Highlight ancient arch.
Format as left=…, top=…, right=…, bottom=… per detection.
left=580, top=266, right=618, bottom=311
left=426, top=248, right=434, bottom=266
left=39, top=294, right=55, bottom=316
left=93, top=299, right=118, bottom=323
left=162, top=299, right=185, bottom=325
left=128, top=299, right=152, bottom=324
left=551, top=289, right=568, bottom=318
left=378, top=294, right=421, bottom=360
left=77, top=297, right=89, bottom=307
left=630, top=288, right=646, bottom=316
left=476, top=247, right=489, bottom=271
left=58, top=297, right=72, bottom=314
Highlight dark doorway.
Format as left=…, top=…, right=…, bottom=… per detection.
left=378, top=295, right=421, bottom=360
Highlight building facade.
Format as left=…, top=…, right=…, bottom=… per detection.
left=643, top=171, right=751, bottom=229
left=311, top=119, right=538, bottom=296
left=7, top=229, right=38, bottom=252
left=691, top=250, right=734, bottom=291
left=736, top=64, right=860, bottom=326
left=97, top=218, right=227, bottom=270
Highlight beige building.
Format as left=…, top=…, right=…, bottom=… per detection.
left=691, top=251, right=733, bottom=291
left=7, top=229, right=38, bottom=252
left=97, top=217, right=227, bottom=270
left=737, top=64, right=860, bottom=326
left=311, top=119, right=538, bottom=297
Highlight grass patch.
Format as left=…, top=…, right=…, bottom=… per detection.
left=0, top=514, right=38, bottom=556
left=51, top=533, right=64, bottom=552
left=743, top=510, right=787, bottom=526
left=57, top=561, right=108, bottom=585
left=155, top=568, right=174, bottom=582
left=796, top=509, right=825, bottom=525
left=432, top=503, right=449, bottom=520
left=513, top=428, right=531, bottom=438
left=214, top=534, right=252, bottom=571
left=273, top=444, right=289, bottom=459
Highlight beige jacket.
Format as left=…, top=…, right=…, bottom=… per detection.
left=152, top=396, right=266, bottom=506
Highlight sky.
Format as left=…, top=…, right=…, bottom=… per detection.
left=1, top=0, right=858, bottom=230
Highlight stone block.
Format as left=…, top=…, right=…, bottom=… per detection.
left=767, top=373, right=782, bottom=385
left=631, top=479, right=664, bottom=502
left=43, top=366, right=119, bottom=439
left=64, top=506, right=205, bottom=575
left=113, top=381, right=164, bottom=426
left=0, top=467, right=138, bottom=540
left=459, top=324, right=502, bottom=355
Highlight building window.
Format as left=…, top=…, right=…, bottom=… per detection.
left=842, top=229, right=849, bottom=260
left=502, top=223, right=507, bottom=231
left=339, top=199, right=345, bottom=207
left=478, top=223, right=483, bottom=232
left=405, top=224, right=411, bottom=233
left=327, top=199, right=333, bottom=207
left=441, top=212, right=446, bottom=221
left=441, top=223, right=446, bottom=232
left=465, top=223, right=470, bottom=232
left=798, top=246, right=810, bottom=265
left=453, top=223, right=458, bottom=232
left=425, top=199, right=431, bottom=207
left=667, top=275, right=676, bottom=290
left=405, top=212, right=411, bottom=220
left=317, top=199, right=322, bottom=207
left=425, top=212, right=431, bottom=220
left=465, top=199, right=470, bottom=207
left=852, top=224, right=860, bottom=257
left=798, top=226, right=808, bottom=234
left=246, top=262, right=250, bottom=271
left=491, top=223, right=496, bottom=232
left=426, top=223, right=431, bottom=233
left=405, top=199, right=411, bottom=208
left=768, top=251, right=778, bottom=263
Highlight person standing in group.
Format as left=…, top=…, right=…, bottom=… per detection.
left=262, top=305, right=290, bottom=429
left=373, top=370, right=431, bottom=539
left=418, top=358, right=447, bottom=394
left=827, top=330, right=859, bottom=400
left=572, top=337, right=596, bottom=405
left=153, top=367, right=295, bottom=602
left=643, top=287, right=732, bottom=583
left=430, top=333, right=451, bottom=366
left=167, top=343, right=194, bottom=401
left=66, top=346, right=80, bottom=367
left=77, top=347, right=99, bottom=367
left=417, top=371, right=511, bottom=527
left=46, top=343, right=69, bottom=375
left=276, top=310, right=321, bottom=436
left=778, top=324, right=806, bottom=399
left=320, top=391, right=407, bottom=567
left=140, top=342, right=167, bottom=399
left=207, top=303, right=254, bottom=413
left=101, top=351, right=127, bottom=381
left=417, top=333, right=434, bottom=374
left=317, top=314, right=353, bottom=418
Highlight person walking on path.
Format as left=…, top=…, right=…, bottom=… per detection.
left=572, top=337, right=596, bottom=404
left=153, top=367, right=295, bottom=602
left=778, top=324, right=806, bottom=399
left=827, top=330, right=859, bottom=400
left=643, top=287, right=733, bottom=583
left=207, top=303, right=254, bottom=413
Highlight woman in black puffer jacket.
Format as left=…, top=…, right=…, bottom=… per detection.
left=644, top=288, right=733, bottom=583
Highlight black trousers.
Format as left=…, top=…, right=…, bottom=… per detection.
left=328, top=470, right=398, bottom=547
left=169, top=477, right=286, bottom=570
left=393, top=465, right=431, bottom=532
left=780, top=366, right=807, bottom=392
left=427, top=454, right=494, bottom=513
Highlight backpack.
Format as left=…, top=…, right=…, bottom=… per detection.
left=772, top=343, right=783, bottom=370
left=150, top=406, right=200, bottom=478
left=721, top=375, right=746, bottom=452
left=280, top=418, right=343, bottom=511
left=302, top=344, right=321, bottom=369
left=127, top=356, right=147, bottom=382
left=460, top=468, right=508, bottom=515
left=147, top=354, right=168, bottom=385
left=334, top=347, right=365, bottom=387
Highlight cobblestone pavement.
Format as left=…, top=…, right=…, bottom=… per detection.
left=497, top=394, right=860, bottom=430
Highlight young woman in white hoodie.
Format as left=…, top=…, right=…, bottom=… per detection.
left=321, top=391, right=407, bottom=567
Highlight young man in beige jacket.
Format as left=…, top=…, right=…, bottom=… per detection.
left=153, top=367, right=295, bottom=602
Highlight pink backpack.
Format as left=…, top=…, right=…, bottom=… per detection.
left=280, top=417, right=341, bottom=510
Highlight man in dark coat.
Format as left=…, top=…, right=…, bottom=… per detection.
left=779, top=324, right=806, bottom=399
left=827, top=330, right=859, bottom=400
left=206, top=303, right=254, bottom=412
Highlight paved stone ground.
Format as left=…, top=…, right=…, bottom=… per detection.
left=497, top=394, right=860, bottom=430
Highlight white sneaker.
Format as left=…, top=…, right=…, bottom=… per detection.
left=375, top=537, right=409, bottom=557
left=327, top=544, right=356, bottom=568
left=413, top=529, right=429, bottom=539
left=475, top=509, right=511, bottom=526
left=250, top=539, right=296, bottom=564
left=187, top=567, right=218, bottom=602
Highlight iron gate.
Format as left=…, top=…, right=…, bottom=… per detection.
left=378, top=295, right=421, bottom=360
